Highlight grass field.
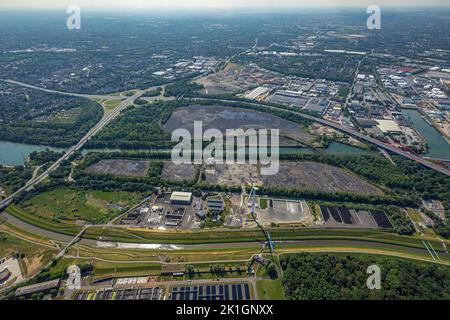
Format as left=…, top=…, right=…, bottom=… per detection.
left=20, top=188, right=142, bottom=224
left=103, top=99, right=124, bottom=111
left=0, top=232, right=57, bottom=278
left=260, top=198, right=269, bottom=209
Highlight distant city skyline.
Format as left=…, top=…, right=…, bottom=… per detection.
left=1, top=0, right=449, bottom=10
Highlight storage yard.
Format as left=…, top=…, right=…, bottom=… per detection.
left=261, top=161, right=383, bottom=195
left=87, top=159, right=150, bottom=177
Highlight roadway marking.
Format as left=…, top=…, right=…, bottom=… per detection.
left=422, top=241, right=439, bottom=261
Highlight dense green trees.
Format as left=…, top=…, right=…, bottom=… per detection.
left=0, top=166, right=33, bottom=194
left=384, top=206, right=415, bottom=235
left=86, top=100, right=178, bottom=149
left=28, top=150, right=65, bottom=167
left=281, top=253, right=450, bottom=300
left=164, top=80, right=203, bottom=97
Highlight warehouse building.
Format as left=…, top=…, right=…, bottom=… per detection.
left=170, top=191, right=193, bottom=205
left=375, top=119, right=402, bottom=135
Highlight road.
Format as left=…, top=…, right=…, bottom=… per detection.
left=0, top=90, right=142, bottom=208
left=2, top=79, right=120, bottom=100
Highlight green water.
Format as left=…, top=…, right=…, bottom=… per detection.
left=0, top=140, right=374, bottom=167
left=401, top=109, right=450, bottom=160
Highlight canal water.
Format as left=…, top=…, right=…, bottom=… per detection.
left=401, top=109, right=450, bottom=160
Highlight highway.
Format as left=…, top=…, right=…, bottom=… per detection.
left=2, top=79, right=120, bottom=100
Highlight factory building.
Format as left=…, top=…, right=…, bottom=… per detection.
left=375, top=119, right=402, bottom=135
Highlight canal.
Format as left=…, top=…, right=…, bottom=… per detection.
left=0, top=140, right=375, bottom=167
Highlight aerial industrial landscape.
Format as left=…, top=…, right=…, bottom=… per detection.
left=0, top=2, right=450, bottom=304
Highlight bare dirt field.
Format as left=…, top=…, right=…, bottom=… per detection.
left=204, top=164, right=261, bottom=186
left=87, top=159, right=150, bottom=177
left=161, top=162, right=198, bottom=182
left=163, top=104, right=315, bottom=145
left=262, top=161, right=383, bottom=195
left=256, top=199, right=314, bottom=226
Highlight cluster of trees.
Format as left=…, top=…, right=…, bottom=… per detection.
left=86, top=100, right=179, bottom=149
left=384, top=206, right=415, bottom=235
left=424, top=210, right=450, bottom=238
left=0, top=92, right=102, bottom=147
left=28, top=149, right=64, bottom=167
left=164, top=80, right=203, bottom=98
left=142, top=87, right=163, bottom=97
left=280, top=253, right=450, bottom=300
left=146, top=160, right=164, bottom=177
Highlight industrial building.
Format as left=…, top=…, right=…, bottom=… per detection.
left=171, top=283, right=251, bottom=300
left=15, top=279, right=61, bottom=298
left=375, top=119, right=402, bottom=134
left=244, top=86, right=271, bottom=100
left=207, top=197, right=224, bottom=213
left=169, top=191, right=193, bottom=205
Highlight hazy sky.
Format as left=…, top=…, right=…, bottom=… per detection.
left=1, top=0, right=448, bottom=10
